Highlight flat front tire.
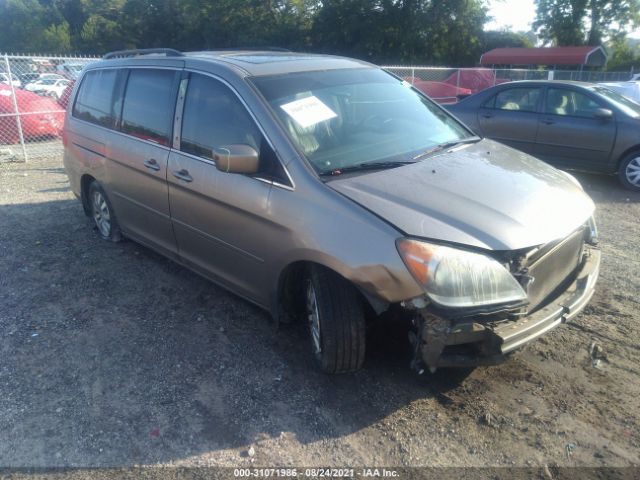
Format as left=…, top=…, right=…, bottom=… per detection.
left=88, top=181, right=121, bottom=242
left=305, top=266, right=366, bottom=374
left=619, top=153, right=640, bottom=191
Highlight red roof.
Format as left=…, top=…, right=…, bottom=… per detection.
left=480, top=46, right=607, bottom=67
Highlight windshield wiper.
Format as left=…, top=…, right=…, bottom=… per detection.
left=413, top=136, right=481, bottom=161
left=320, top=160, right=415, bottom=177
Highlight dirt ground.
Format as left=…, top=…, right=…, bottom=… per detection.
left=0, top=155, right=639, bottom=473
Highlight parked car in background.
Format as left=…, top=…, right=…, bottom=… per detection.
left=63, top=49, right=600, bottom=374
left=0, top=84, right=64, bottom=144
left=403, top=77, right=472, bottom=104
left=24, top=78, right=70, bottom=99
left=599, top=81, right=640, bottom=103
left=57, top=80, right=76, bottom=109
left=443, top=68, right=509, bottom=94
left=38, top=73, right=66, bottom=81
left=57, top=62, right=85, bottom=79
left=18, top=72, right=42, bottom=85
left=447, top=80, right=640, bottom=190
left=0, top=72, right=21, bottom=88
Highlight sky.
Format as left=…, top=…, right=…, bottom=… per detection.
left=485, top=0, right=640, bottom=39
left=485, top=0, right=537, bottom=33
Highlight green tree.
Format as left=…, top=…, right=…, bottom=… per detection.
left=310, top=0, right=488, bottom=65
left=483, top=30, right=535, bottom=51
left=606, top=38, right=639, bottom=70
left=534, top=0, right=640, bottom=46
left=0, top=0, right=71, bottom=53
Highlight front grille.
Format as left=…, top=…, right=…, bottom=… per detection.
left=525, top=228, right=585, bottom=312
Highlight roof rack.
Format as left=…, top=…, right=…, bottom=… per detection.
left=103, top=48, right=184, bottom=60
left=206, top=47, right=292, bottom=53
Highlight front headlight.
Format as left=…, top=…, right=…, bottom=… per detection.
left=397, top=239, right=527, bottom=309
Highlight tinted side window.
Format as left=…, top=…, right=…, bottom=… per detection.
left=180, top=74, right=287, bottom=182
left=545, top=88, right=603, bottom=118
left=72, top=70, right=117, bottom=128
left=181, top=74, right=261, bottom=158
left=121, top=69, right=177, bottom=146
left=492, top=87, right=541, bottom=112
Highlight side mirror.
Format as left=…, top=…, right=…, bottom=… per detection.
left=594, top=108, right=613, bottom=120
left=213, top=144, right=259, bottom=174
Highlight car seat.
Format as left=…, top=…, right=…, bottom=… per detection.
left=547, top=90, right=567, bottom=115
left=283, top=93, right=342, bottom=157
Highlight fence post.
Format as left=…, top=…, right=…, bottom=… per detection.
left=411, top=67, right=415, bottom=84
left=3, top=54, right=28, bottom=162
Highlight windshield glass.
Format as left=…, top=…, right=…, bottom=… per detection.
left=251, top=68, right=471, bottom=174
left=591, top=86, right=640, bottom=118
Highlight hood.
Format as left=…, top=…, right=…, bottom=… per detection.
left=328, top=139, right=595, bottom=251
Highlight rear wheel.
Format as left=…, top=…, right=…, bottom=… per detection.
left=619, top=153, right=640, bottom=191
left=305, top=266, right=366, bottom=374
left=88, top=181, right=121, bottom=242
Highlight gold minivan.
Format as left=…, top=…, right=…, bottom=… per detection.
left=63, top=49, right=600, bottom=374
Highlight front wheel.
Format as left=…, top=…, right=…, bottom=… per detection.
left=305, top=266, right=366, bottom=374
left=618, top=153, right=640, bottom=191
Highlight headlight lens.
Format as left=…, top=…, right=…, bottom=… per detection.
left=397, top=239, right=527, bottom=309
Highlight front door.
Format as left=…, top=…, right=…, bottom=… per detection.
left=167, top=72, right=290, bottom=304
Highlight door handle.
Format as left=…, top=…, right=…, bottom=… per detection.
left=143, top=158, right=160, bottom=171
left=481, top=114, right=492, bottom=119
left=172, top=169, right=193, bottom=182
left=541, top=119, right=555, bottom=125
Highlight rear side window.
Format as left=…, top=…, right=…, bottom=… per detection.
left=121, top=69, right=177, bottom=146
left=72, top=70, right=117, bottom=128
left=485, top=87, right=541, bottom=112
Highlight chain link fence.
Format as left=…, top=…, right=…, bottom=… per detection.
left=0, top=53, right=635, bottom=162
left=0, top=54, right=98, bottom=163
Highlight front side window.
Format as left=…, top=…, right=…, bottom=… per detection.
left=251, top=68, right=471, bottom=175
left=121, top=69, right=177, bottom=146
left=180, top=73, right=287, bottom=182
left=591, top=86, right=640, bottom=118
left=72, top=69, right=117, bottom=128
left=488, top=87, right=541, bottom=112
left=545, top=88, right=603, bottom=118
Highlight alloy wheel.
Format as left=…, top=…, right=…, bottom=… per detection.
left=91, top=190, right=111, bottom=238
left=306, top=282, right=322, bottom=355
left=625, top=156, right=640, bottom=187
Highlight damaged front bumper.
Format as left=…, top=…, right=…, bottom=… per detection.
left=410, top=245, right=601, bottom=371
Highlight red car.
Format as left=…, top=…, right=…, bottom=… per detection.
left=57, top=80, right=76, bottom=109
left=0, top=85, right=64, bottom=144
left=443, top=69, right=509, bottom=94
left=404, top=77, right=472, bottom=104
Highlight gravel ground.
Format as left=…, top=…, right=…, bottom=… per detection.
left=0, top=156, right=639, bottom=472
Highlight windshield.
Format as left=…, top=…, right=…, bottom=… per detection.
left=591, top=86, right=640, bottom=118
left=251, top=68, right=471, bottom=175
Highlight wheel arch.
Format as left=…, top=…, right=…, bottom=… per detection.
left=616, top=145, right=640, bottom=172
left=80, top=174, right=96, bottom=216
left=273, top=259, right=386, bottom=325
